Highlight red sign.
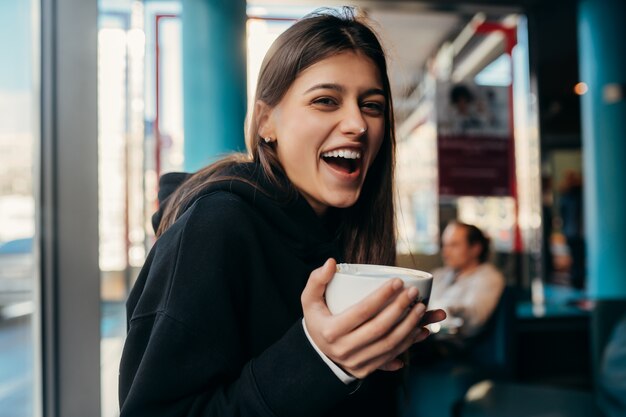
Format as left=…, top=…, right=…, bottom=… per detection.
left=437, top=134, right=511, bottom=196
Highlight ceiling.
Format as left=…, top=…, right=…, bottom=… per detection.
left=366, top=8, right=470, bottom=124
left=366, top=9, right=464, bottom=94
left=247, top=1, right=529, bottom=127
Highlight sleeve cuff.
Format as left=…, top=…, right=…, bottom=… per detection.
left=302, top=319, right=357, bottom=385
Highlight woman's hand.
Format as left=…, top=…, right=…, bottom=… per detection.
left=301, top=258, right=446, bottom=379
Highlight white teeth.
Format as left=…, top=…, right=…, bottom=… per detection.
left=321, top=149, right=361, bottom=159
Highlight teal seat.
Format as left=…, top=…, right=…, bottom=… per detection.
left=400, top=287, right=516, bottom=417
left=461, top=381, right=599, bottom=417
left=459, top=299, right=626, bottom=417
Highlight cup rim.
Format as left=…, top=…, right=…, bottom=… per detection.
left=335, top=263, right=433, bottom=280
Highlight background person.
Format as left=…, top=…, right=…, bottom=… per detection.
left=446, top=84, right=488, bottom=134
left=118, top=8, right=445, bottom=417
left=558, top=170, right=585, bottom=289
left=429, top=221, right=505, bottom=339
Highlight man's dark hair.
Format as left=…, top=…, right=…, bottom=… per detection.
left=450, top=84, right=474, bottom=104
left=453, top=221, right=491, bottom=263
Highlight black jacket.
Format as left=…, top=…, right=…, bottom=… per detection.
left=119, top=163, right=399, bottom=417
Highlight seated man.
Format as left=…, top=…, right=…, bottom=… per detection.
left=402, top=222, right=507, bottom=417
left=429, top=221, right=505, bottom=339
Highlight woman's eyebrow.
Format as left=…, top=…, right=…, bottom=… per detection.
left=303, top=83, right=386, bottom=98
left=361, top=87, right=386, bottom=98
left=304, top=83, right=344, bottom=94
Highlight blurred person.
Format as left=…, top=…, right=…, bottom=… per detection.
left=429, top=221, right=505, bottom=339
left=118, top=8, right=445, bottom=417
left=447, top=84, right=487, bottom=134
left=541, top=175, right=555, bottom=281
left=559, top=170, right=585, bottom=289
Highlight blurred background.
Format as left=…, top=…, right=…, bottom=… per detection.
left=0, top=0, right=624, bottom=416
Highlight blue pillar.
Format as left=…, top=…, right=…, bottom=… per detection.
left=578, top=0, right=626, bottom=299
left=182, top=0, right=247, bottom=172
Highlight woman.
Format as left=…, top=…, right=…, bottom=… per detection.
left=119, top=8, right=445, bottom=417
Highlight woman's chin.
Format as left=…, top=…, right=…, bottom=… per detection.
left=326, top=193, right=362, bottom=210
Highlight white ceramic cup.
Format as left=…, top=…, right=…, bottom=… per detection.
left=325, top=263, right=433, bottom=315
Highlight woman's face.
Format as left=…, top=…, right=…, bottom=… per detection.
left=264, top=51, right=386, bottom=216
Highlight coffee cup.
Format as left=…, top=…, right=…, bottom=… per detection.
left=325, top=263, right=433, bottom=315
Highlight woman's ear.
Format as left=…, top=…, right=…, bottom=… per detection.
left=255, top=100, right=276, bottom=140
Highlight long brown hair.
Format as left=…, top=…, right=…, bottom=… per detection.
left=157, top=7, right=397, bottom=266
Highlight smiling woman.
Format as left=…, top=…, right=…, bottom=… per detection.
left=257, top=51, right=386, bottom=215
left=119, top=7, right=445, bottom=417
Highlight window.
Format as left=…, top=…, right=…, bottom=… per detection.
left=0, top=1, right=40, bottom=416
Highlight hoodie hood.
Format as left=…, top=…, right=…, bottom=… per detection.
left=151, top=162, right=341, bottom=258
left=151, top=172, right=192, bottom=233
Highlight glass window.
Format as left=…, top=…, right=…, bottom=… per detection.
left=98, top=2, right=145, bottom=416
left=395, top=13, right=541, bottom=290
left=98, top=1, right=183, bottom=416
left=0, top=0, right=40, bottom=416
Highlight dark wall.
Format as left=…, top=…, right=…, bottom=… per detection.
left=394, top=0, right=583, bottom=149
left=527, top=1, right=582, bottom=150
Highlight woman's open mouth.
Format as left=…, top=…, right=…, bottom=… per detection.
left=321, top=149, right=362, bottom=176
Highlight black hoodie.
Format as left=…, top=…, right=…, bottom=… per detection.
left=119, top=163, right=399, bottom=417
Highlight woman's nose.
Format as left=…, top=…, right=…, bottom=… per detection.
left=339, top=103, right=367, bottom=137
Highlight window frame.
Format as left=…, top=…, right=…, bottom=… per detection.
left=40, top=0, right=100, bottom=416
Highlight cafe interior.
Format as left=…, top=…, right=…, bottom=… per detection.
left=0, top=0, right=623, bottom=416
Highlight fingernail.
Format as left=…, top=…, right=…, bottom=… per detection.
left=410, top=329, right=422, bottom=343
left=414, top=303, right=426, bottom=315
left=414, top=328, right=429, bottom=341
left=391, top=279, right=403, bottom=290
left=407, top=287, right=418, bottom=300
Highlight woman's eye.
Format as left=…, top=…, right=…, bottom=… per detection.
left=312, top=97, right=338, bottom=107
left=362, top=102, right=384, bottom=115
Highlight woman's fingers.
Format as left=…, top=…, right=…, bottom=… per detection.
left=377, top=358, right=405, bottom=372
left=341, top=285, right=419, bottom=348
left=302, top=263, right=443, bottom=379
left=323, top=278, right=406, bottom=337
left=419, top=309, right=447, bottom=326
left=301, top=258, right=337, bottom=312
left=376, top=327, right=431, bottom=372
left=338, top=302, right=426, bottom=375
left=320, top=286, right=418, bottom=362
